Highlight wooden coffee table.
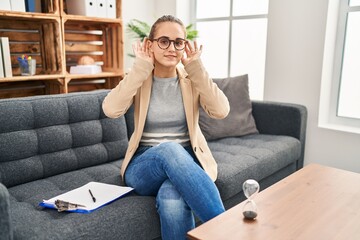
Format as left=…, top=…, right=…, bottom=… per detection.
left=187, top=163, right=360, bottom=240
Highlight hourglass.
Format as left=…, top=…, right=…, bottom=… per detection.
left=242, top=179, right=260, bottom=220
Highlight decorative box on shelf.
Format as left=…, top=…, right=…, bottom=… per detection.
left=69, top=65, right=102, bottom=74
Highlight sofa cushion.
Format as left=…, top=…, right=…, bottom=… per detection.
left=0, top=90, right=128, bottom=188
left=199, top=74, right=258, bottom=141
left=7, top=160, right=161, bottom=240
left=212, top=134, right=301, bottom=201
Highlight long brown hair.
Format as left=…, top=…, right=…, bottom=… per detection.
left=148, top=15, right=186, bottom=40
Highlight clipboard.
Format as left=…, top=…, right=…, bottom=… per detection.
left=39, top=182, right=133, bottom=213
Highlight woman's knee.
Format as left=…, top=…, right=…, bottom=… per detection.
left=156, top=142, right=193, bottom=167
left=156, top=180, right=189, bottom=215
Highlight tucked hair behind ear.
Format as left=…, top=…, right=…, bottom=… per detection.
left=149, top=15, right=186, bottom=40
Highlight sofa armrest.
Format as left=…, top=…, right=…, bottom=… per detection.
left=251, top=101, right=307, bottom=169
left=0, top=183, right=12, bottom=240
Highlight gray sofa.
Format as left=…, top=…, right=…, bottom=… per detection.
left=0, top=90, right=307, bottom=240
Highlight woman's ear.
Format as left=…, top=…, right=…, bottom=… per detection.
left=147, top=40, right=153, bottom=52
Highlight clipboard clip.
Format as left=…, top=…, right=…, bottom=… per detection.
left=54, top=199, right=87, bottom=212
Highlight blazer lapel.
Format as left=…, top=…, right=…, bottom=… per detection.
left=137, top=75, right=152, bottom=137
left=179, top=73, right=194, bottom=135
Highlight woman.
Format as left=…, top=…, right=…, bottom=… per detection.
left=102, top=15, right=230, bottom=240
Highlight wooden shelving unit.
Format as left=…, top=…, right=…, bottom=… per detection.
left=0, top=0, right=123, bottom=98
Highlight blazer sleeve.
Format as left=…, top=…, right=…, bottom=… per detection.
left=184, top=59, right=230, bottom=119
left=102, top=58, right=154, bottom=118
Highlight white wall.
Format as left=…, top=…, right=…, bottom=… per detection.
left=153, top=0, right=191, bottom=25
left=265, top=0, right=360, bottom=173
left=122, top=0, right=156, bottom=70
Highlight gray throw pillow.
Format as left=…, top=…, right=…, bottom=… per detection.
left=199, top=74, right=258, bottom=141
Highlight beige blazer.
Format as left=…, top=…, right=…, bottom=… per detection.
left=102, top=58, right=230, bottom=181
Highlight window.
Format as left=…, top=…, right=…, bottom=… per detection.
left=193, top=0, right=269, bottom=100
left=319, top=0, right=360, bottom=133
left=337, top=1, right=360, bottom=119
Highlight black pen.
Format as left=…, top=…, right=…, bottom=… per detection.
left=89, top=189, right=96, bottom=203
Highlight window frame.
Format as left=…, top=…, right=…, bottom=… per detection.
left=319, top=0, right=360, bottom=134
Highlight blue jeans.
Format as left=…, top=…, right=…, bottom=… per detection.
left=124, top=142, right=225, bottom=240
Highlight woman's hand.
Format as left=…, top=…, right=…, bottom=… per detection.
left=181, top=40, right=203, bottom=66
left=132, top=37, right=154, bottom=65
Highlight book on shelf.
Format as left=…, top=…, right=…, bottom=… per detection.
left=0, top=0, right=11, bottom=11
left=25, top=0, right=41, bottom=13
left=97, top=0, right=107, bottom=18
left=106, top=0, right=116, bottom=18
left=0, top=43, right=4, bottom=78
left=9, top=0, right=26, bottom=12
left=0, top=37, right=13, bottom=78
left=39, top=182, right=133, bottom=213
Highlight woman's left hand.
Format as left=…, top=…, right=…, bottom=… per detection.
left=181, top=41, right=203, bottom=66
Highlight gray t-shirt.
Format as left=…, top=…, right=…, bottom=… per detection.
left=140, top=75, right=190, bottom=146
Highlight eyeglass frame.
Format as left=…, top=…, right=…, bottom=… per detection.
left=150, top=36, right=188, bottom=51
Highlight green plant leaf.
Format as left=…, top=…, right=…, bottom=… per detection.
left=126, top=19, right=151, bottom=40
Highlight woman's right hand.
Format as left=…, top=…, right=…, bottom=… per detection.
left=132, top=37, right=154, bottom=65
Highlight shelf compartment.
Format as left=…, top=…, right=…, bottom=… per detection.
left=0, top=81, right=47, bottom=99
left=63, top=19, right=123, bottom=75
left=66, top=76, right=121, bottom=93
left=0, top=0, right=123, bottom=99
left=0, top=18, right=63, bottom=77
left=0, top=77, right=67, bottom=99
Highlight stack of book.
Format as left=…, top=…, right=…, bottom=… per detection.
left=0, top=37, right=13, bottom=78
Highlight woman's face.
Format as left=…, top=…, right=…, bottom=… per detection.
left=149, top=22, right=186, bottom=68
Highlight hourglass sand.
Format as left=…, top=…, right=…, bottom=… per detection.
left=242, top=179, right=260, bottom=220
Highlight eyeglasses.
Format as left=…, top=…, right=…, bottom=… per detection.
left=151, top=36, right=187, bottom=51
